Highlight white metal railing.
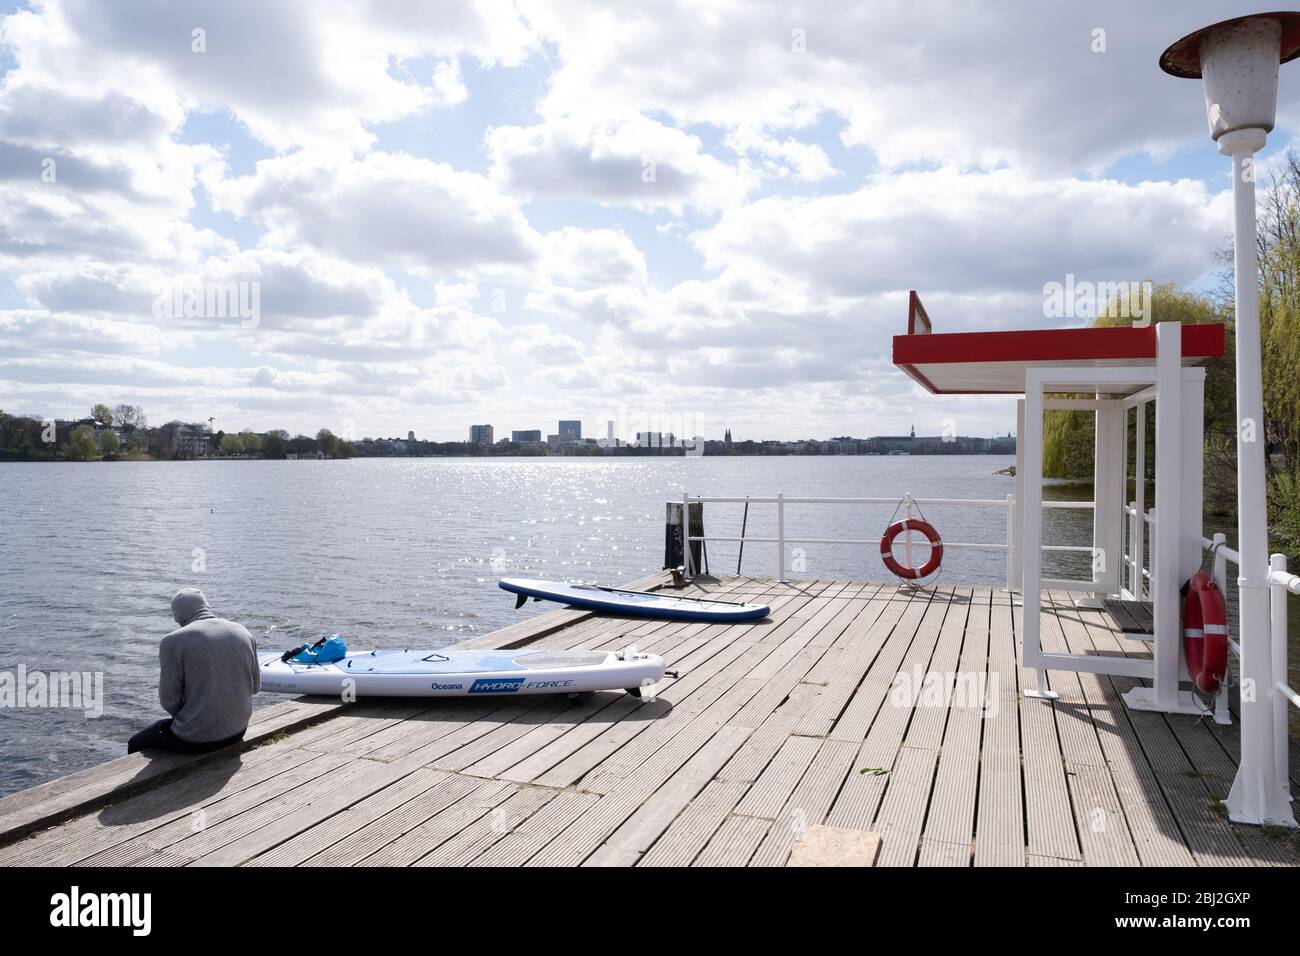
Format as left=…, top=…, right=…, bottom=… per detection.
left=1122, top=502, right=1160, bottom=598
left=1198, top=533, right=1299, bottom=799
left=1120, top=501, right=1295, bottom=797
left=677, top=492, right=1094, bottom=590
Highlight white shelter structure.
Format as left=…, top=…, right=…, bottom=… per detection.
left=896, top=294, right=1226, bottom=715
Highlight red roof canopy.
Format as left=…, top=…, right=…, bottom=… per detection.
left=894, top=291, right=1226, bottom=394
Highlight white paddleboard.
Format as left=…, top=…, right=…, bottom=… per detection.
left=258, top=646, right=664, bottom=698
left=499, top=578, right=770, bottom=621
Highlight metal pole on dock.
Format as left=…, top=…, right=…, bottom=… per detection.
left=904, top=494, right=914, bottom=579
left=1161, top=13, right=1298, bottom=826
left=736, top=497, right=749, bottom=575
left=777, top=493, right=786, bottom=583
left=682, top=491, right=694, bottom=579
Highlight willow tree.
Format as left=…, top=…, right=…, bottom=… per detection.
left=1258, top=151, right=1300, bottom=548
left=65, top=425, right=100, bottom=461
left=1040, top=284, right=1229, bottom=485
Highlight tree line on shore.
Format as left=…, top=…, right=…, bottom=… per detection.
left=0, top=403, right=364, bottom=461
left=0, top=405, right=601, bottom=460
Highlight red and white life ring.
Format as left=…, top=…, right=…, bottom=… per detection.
left=880, top=518, right=943, bottom=580
left=1183, top=571, right=1229, bottom=695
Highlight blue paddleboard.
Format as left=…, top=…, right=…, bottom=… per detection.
left=499, top=578, right=770, bottom=622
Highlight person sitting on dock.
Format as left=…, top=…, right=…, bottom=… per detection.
left=127, top=588, right=260, bottom=755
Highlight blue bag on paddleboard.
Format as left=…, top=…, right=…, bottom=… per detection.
left=289, top=634, right=347, bottom=664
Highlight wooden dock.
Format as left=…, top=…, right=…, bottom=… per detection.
left=2, top=574, right=1298, bottom=867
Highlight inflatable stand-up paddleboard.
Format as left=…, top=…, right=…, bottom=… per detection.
left=499, top=577, right=770, bottom=622
left=259, top=646, right=665, bottom=698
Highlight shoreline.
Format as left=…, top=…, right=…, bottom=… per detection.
left=1, top=451, right=1020, bottom=463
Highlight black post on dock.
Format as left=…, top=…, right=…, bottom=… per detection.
left=664, top=500, right=704, bottom=576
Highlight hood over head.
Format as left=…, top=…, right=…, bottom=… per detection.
left=171, top=588, right=215, bottom=627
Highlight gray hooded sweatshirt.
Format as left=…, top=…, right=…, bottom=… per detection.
left=159, top=589, right=260, bottom=743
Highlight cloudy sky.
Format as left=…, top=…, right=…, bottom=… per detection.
left=0, top=1, right=1295, bottom=442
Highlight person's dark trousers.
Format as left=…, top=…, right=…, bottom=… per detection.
left=127, top=718, right=245, bottom=755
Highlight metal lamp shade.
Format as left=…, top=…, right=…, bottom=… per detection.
left=1160, top=13, right=1300, bottom=140
left=1201, top=17, right=1282, bottom=139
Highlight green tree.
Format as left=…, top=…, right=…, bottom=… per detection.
left=91, top=403, right=113, bottom=427
left=111, top=404, right=147, bottom=429
left=220, top=433, right=244, bottom=455
left=290, top=434, right=319, bottom=457
left=262, top=429, right=290, bottom=459
left=239, top=429, right=261, bottom=453
left=66, top=425, right=100, bottom=461
left=0, top=411, right=43, bottom=458
left=96, top=428, right=120, bottom=456
left=1257, top=150, right=1300, bottom=550
left=150, top=421, right=184, bottom=459
left=1041, top=284, right=1228, bottom=481
left=316, top=428, right=338, bottom=458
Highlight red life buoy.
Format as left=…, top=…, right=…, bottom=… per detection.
left=880, top=518, right=943, bottom=580
left=1183, top=571, right=1228, bottom=695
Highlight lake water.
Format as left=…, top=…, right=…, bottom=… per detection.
left=0, top=454, right=1101, bottom=796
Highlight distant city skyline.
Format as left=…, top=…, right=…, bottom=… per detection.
left=8, top=404, right=1024, bottom=447
left=459, top=417, right=1015, bottom=447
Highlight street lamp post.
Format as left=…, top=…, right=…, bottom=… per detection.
left=1161, top=12, right=1300, bottom=827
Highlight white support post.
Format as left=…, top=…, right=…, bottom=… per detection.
left=1212, top=532, right=1232, bottom=726
left=1021, top=371, right=1056, bottom=699
left=1125, top=322, right=1204, bottom=715
left=1126, top=501, right=1138, bottom=597
left=776, top=493, right=786, bottom=584
left=1005, top=493, right=1015, bottom=591
left=1120, top=405, right=1130, bottom=591
left=1013, top=399, right=1025, bottom=594
left=1091, top=396, right=1111, bottom=592
left=1105, top=400, right=1125, bottom=594
left=1079, top=396, right=1123, bottom=609
left=1180, top=370, right=1206, bottom=581
left=1224, top=131, right=1297, bottom=825
left=1134, top=401, right=1147, bottom=599
left=682, top=492, right=694, bottom=579
left=1148, top=507, right=1156, bottom=597
left=1270, top=554, right=1291, bottom=801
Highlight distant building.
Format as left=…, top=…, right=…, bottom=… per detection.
left=868, top=434, right=915, bottom=454
left=636, top=431, right=675, bottom=448
left=606, top=420, right=615, bottom=442
left=512, top=429, right=542, bottom=443
left=408, top=431, right=415, bottom=441
left=53, top=418, right=98, bottom=446
left=469, top=424, right=494, bottom=445
left=176, top=423, right=210, bottom=458
left=558, top=420, right=581, bottom=442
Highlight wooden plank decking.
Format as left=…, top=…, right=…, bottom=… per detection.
left=1102, top=597, right=1154, bottom=636
left=2, top=575, right=1298, bottom=868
